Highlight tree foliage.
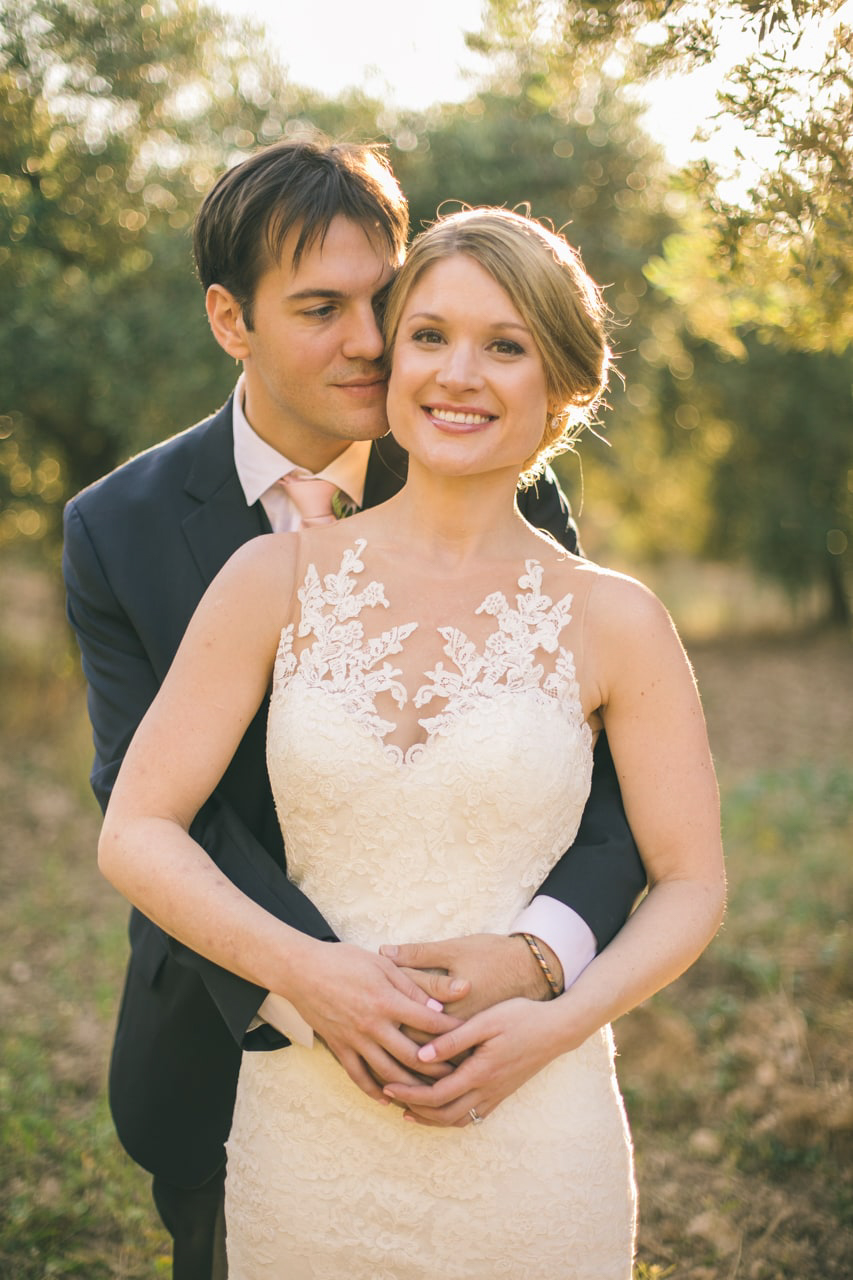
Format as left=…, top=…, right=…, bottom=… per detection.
left=1, top=0, right=848, bottom=620
left=0, top=0, right=348, bottom=549
left=472, top=0, right=852, bottom=619
left=475, top=0, right=853, bottom=352
left=0, top=0, right=690, bottom=560
left=387, top=80, right=718, bottom=562
left=705, top=337, right=852, bottom=622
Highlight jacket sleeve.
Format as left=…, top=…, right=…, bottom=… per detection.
left=516, top=468, right=647, bottom=948
left=62, top=498, right=337, bottom=1046
left=516, top=465, right=581, bottom=553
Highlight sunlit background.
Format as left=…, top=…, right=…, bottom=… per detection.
left=1, top=2, right=851, bottom=1277
left=210, top=0, right=851, bottom=199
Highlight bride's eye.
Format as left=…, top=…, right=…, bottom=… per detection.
left=411, top=328, right=445, bottom=345
left=490, top=338, right=525, bottom=356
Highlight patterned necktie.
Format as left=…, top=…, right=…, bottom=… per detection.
left=278, top=471, right=341, bottom=528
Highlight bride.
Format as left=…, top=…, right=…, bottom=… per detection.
left=99, top=207, right=725, bottom=1277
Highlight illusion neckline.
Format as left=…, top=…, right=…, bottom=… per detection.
left=272, top=539, right=587, bottom=766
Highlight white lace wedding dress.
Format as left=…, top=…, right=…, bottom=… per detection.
left=225, top=539, right=636, bottom=1278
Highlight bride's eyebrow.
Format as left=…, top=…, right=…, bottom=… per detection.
left=408, top=311, right=531, bottom=335
left=490, top=321, right=530, bottom=334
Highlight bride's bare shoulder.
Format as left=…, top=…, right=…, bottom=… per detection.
left=524, top=525, right=585, bottom=570
left=521, top=527, right=659, bottom=606
left=572, top=561, right=682, bottom=655
left=533, top=543, right=670, bottom=630
left=206, top=531, right=304, bottom=623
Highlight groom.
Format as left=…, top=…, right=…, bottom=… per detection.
left=63, top=138, right=645, bottom=1280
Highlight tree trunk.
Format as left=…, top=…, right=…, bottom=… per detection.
left=825, top=552, right=851, bottom=626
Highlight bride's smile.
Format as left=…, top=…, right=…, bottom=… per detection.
left=424, top=406, right=496, bottom=431
left=386, top=253, right=550, bottom=480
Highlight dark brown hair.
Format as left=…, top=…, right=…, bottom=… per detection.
left=193, top=139, right=408, bottom=328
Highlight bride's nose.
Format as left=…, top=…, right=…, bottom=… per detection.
left=435, top=342, right=484, bottom=392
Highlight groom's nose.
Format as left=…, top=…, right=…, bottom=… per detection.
left=340, top=302, right=385, bottom=363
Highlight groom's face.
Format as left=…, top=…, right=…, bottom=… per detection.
left=236, top=215, right=397, bottom=469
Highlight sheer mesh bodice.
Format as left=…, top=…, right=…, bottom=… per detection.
left=225, top=540, right=636, bottom=1278
left=266, top=539, right=593, bottom=947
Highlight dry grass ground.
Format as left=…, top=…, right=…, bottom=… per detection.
left=622, top=627, right=853, bottom=1279
left=1, top=561, right=851, bottom=1277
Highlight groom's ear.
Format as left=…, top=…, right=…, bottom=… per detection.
left=206, top=284, right=251, bottom=361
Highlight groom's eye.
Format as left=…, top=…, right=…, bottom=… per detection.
left=372, top=281, right=393, bottom=323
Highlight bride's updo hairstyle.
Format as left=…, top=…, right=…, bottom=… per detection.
left=382, top=207, right=611, bottom=484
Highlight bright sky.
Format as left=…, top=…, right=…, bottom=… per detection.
left=212, top=0, right=490, bottom=113
left=210, top=0, right=850, bottom=190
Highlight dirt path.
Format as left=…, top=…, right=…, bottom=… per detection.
left=689, top=629, right=852, bottom=778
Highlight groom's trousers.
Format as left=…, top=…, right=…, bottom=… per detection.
left=152, top=1166, right=227, bottom=1280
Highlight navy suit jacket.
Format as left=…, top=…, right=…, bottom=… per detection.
left=63, top=398, right=644, bottom=1188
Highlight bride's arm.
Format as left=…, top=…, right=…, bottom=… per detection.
left=384, top=570, right=726, bottom=1125
left=99, top=536, right=456, bottom=1096
left=99, top=537, right=299, bottom=974
left=554, top=571, right=726, bottom=1020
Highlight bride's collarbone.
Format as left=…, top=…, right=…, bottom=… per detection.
left=336, top=537, right=579, bottom=587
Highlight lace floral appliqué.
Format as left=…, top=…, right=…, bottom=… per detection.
left=273, top=541, right=585, bottom=763
left=273, top=540, right=418, bottom=746
left=416, top=560, right=583, bottom=737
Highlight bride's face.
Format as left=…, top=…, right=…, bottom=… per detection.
left=386, top=254, right=550, bottom=481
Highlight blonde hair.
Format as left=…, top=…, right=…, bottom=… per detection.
left=383, top=207, right=611, bottom=483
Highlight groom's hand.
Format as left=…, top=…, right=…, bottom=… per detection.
left=381, top=934, right=561, bottom=1022
left=281, top=941, right=464, bottom=1102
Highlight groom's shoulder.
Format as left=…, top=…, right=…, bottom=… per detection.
left=67, top=400, right=232, bottom=520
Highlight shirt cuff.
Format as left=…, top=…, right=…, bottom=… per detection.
left=250, top=993, right=315, bottom=1048
left=511, top=895, right=597, bottom=991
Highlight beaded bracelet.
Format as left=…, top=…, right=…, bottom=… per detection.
left=512, top=931, right=563, bottom=999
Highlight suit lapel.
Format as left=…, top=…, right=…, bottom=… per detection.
left=181, top=400, right=270, bottom=587
left=364, top=434, right=408, bottom=509
left=180, top=405, right=408, bottom=583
